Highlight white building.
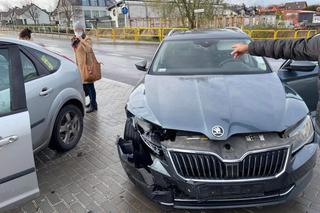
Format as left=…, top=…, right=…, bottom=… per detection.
left=257, top=14, right=277, bottom=26
left=55, top=0, right=110, bottom=28
left=0, top=4, right=50, bottom=25
left=15, top=4, right=50, bottom=25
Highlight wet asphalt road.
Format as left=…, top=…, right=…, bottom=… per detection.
left=33, top=35, right=158, bottom=86
left=3, top=32, right=284, bottom=86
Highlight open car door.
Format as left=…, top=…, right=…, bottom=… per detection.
left=0, top=44, right=39, bottom=210
left=278, top=60, right=319, bottom=112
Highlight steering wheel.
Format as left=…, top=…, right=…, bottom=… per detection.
left=218, top=58, right=238, bottom=67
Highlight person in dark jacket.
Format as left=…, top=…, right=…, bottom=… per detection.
left=231, top=35, right=320, bottom=62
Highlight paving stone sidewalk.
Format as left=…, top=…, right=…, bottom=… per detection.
left=7, top=78, right=320, bottom=213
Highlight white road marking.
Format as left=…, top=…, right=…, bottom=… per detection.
left=109, top=53, right=123, bottom=57
left=129, top=56, right=144, bottom=60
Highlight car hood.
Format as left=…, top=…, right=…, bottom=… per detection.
left=127, top=73, right=309, bottom=140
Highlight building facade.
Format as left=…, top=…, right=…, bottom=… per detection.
left=55, top=0, right=110, bottom=28
left=15, top=4, right=50, bottom=25
left=0, top=4, right=50, bottom=25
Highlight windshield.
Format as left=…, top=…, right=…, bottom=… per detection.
left=150, top=39, right=269, bottom=75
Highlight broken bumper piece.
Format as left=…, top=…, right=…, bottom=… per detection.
left=116, top=137, right=318, bottom=209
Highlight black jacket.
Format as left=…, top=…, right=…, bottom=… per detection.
left=248, top=35, right=320, bottom=62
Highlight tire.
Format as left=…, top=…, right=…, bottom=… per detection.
left=50, top=105, right=84, bottom=152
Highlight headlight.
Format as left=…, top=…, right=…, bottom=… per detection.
left=285, top=115, right=314, bottom=153
left=133, top=117, right=152, bottom=133
left=132, top=117, right=176, bottom=155
left=133, top=117, right=162, bottom=155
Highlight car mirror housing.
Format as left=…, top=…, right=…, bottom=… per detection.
left=135, top=60, right=148, bottom=72
left=285, top=61, right=316, bottom=72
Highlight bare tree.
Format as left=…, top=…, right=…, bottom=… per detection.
left=151, top=0, right=224, bottom=28
left=25, top=0, right=39, bottom=25
left=59, top=0, right=78, bottom=28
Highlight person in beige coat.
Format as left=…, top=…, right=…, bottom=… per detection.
left=72, top=21, right=98, bottom=113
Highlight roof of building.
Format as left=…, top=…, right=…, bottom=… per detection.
left=0, top=3, right=48, bottom=18
left=165, top=29, right=249, bottom=41
left=285, top=1, right=307, bottom=10
left=282, top=10, right=315, bottom=14
left=56, top=0, right=114, bottom=7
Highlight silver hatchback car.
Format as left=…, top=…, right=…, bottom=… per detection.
left=3, top=38, right=85, bottom=152
left=0, top=38, right=85, bottom=209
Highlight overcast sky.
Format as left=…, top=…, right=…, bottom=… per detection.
left=0, top=0, right=319, bottom=12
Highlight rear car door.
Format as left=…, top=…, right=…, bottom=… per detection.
left=20, top=47, right=60, bottom=150
left=0, top=44, right=39, bottom=210
left=278, top=60, right=319, bottom=112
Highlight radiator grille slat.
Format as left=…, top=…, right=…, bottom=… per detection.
left=205, top=156, right=212, bottom=177
left=170, top=148, right=288, bottom=180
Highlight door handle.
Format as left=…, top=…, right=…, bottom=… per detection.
left=0, top=136, right=18, bottom=147
left=39, top=88, right=53, bottom=96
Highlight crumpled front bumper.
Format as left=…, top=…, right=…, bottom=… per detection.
left=116, top=134, right=319, bottom=209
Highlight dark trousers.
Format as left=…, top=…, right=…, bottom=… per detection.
left=83, top=83, right=97, bottom=108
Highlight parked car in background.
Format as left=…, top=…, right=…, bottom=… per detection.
left=117, top=29, right=319, bottom=209
left=0, top=38, right=84, bottom=210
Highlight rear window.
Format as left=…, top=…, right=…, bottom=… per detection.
left=33, top=50, right=60, bottom=72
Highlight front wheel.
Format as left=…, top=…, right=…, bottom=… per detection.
left=50, top=105, right=83, bottom=152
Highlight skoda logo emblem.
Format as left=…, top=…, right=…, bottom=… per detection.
left=212, top=126, right=224, bottom=138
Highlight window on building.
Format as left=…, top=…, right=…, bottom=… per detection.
left=98, top=0, right=105, bottom=6
left=84, top=10, right=91, bottom=19
left=82, top=0, right=90, bottom=6
left=100, top=10, right=107, bottom=17
left=90, top=0, right=98, bottom=6
left=92, top=11, right=99, bottom=18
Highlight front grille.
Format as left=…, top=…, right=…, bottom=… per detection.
left=170, top=148, right=289, bottom=180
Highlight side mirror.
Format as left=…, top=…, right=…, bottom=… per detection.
left=135, top=60, right=147, bottom=72
left=285, top=61, right=316, bottom=72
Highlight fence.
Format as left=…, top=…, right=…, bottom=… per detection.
left=95, top=27, right=188, bottom=41
left=243, top=29, right=318, bottom=40
left=0, top=25, right=189, bottom=42
left=0, top=25, right=318, bottom=42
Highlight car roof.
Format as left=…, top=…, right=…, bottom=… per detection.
left=164, top=29, right=250, bottom=41
left=0, top=37, right=68, bottom=62
left=0, top=37, right=44, bottom=50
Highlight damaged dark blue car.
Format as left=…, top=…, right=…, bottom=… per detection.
left=117, top=29, right=320, bottom=209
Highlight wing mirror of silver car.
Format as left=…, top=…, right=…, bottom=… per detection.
left=135, top=60, right=148, bottom=72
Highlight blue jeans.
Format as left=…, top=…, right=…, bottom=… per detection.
left=83, top=83, right=97, bottom=108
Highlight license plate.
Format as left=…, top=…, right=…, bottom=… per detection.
left=197, top=184, right=264, bottom=200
